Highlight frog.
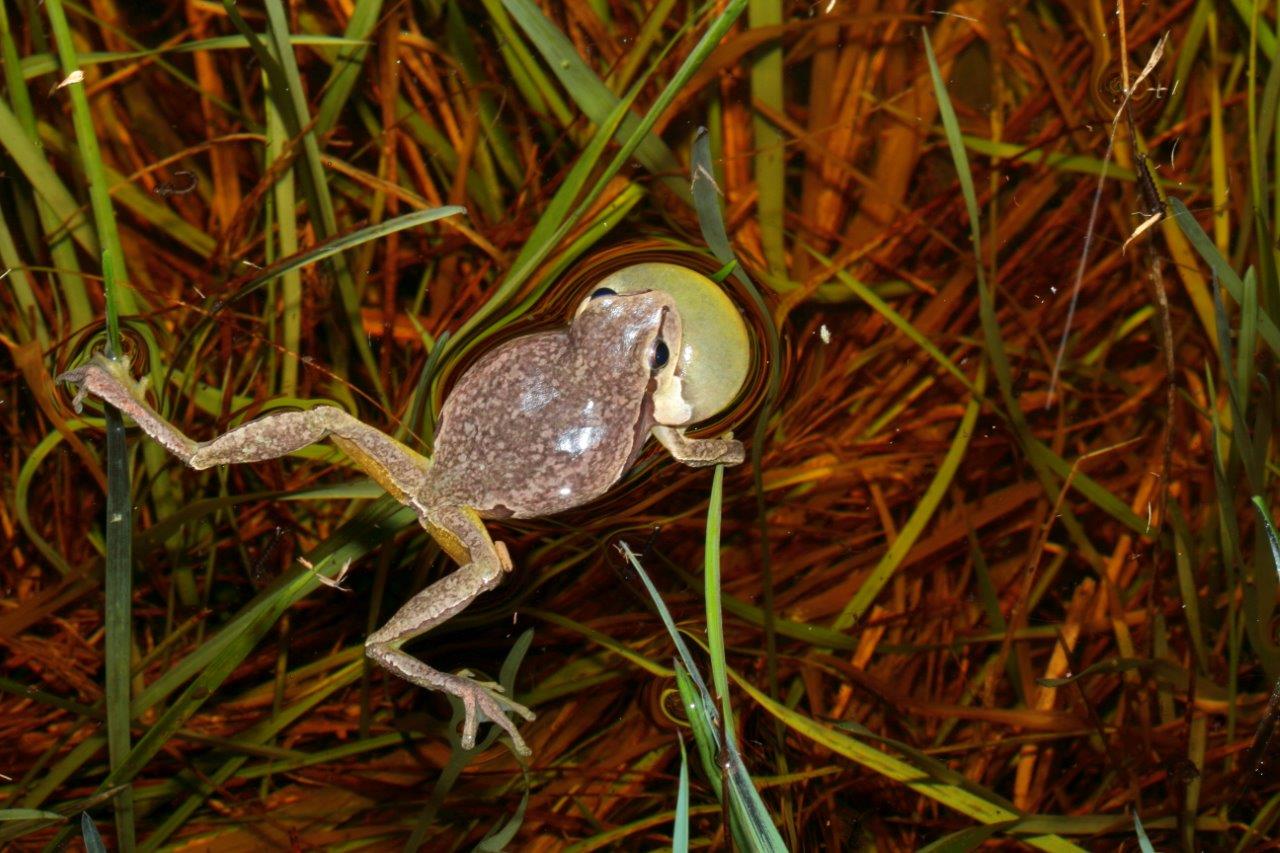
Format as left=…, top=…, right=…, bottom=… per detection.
left=58, top=283, right=746, bottom=757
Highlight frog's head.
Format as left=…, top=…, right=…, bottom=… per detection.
left=582, top=263, right=751, bottom=426
left=571, top=287, right=693, bottom=427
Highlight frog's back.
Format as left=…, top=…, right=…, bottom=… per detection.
left=426, top=329, right=650, bottom=519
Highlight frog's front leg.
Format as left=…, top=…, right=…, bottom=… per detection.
left=365, top=503, right=535, bottom=756
left=653, top=424, right=745, bottom=467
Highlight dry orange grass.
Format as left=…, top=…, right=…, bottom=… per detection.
left=1, top=1, right=1276, bottom=849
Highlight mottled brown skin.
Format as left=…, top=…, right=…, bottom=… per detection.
left=58, top=289, right=744, bottom=757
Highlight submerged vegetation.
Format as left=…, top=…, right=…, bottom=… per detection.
left=1, top=0, right=1279, bottom=848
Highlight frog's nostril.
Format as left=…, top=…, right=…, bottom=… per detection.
left=590, top=286, right=616, bottom=299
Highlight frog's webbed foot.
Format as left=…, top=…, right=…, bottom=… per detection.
left=365, top=504, right=535, bottom=757
left=452, top=673, right=536, bottom=754
left=401, top=667, right=535, bottom=756
left=653, top=424, right=745, bottom=467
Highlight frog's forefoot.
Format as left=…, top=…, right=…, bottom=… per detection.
left=56, top=353, right=149, bottom=414
left=57, top=353, right=200, bottom=461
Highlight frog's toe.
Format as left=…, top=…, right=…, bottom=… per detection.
left=447, top=673, right=535, bottom=757
left=55, top=364, right=95, bottom=413
left=723, top=439, right=746, bottom=466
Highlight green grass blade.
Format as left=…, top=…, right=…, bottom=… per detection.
left=704, top=466, right=731, bottom=719
left=732, top=675, right=1083, bottom=851
left=691, top=127, right=784, bottom=701
left=313, top=0, right=383, bottom=134
left=918, top=822, right=1020, bottom=852
left=674, top=737, right=690, bottom=852
left=0, top=99, right=99, bottom=258
left=1238, top=267, right=1259, bottom=400
left=626, top=521, right=785, bottom=853
left=749, top=0, right=785, bottom=273
left=500, top=0, right=686, bottom=199
left=1132, top=812, right=1156, bottom=852
left=265, top=81, right=301, bottom=396
left=43, top=0, right=138, bottom=845
left=1251, top=496, right=1280, bottom=585
left=17, top=35, right=370, bottom=81
left=219, top=207, right=465, bottom=308
left=1171, top=197, right=1280, bottom=353
left=80, top=812, right=105, bottom=853
left=0, top=809, right=62, bottom=822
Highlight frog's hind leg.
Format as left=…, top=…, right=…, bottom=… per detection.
left=58, top=354, right=432, bottom=501
left=63, top=355, right=534, bottom=753
left=365, top=504, right=535, bottom=757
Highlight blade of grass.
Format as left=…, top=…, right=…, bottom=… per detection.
left=691, top=125, right=784, bottom=699
left=749, top=0, right=785, bottom=274
left=43, top=0, right=137, bottom=846
left=0, top=99, right=99, bottom=259
left=264, top=77, right=301, bottom=396
left=17, top=35, right=369, bottom=81
left=217, top=207, right=466, bottom=308
left=1209, top=9, right=1230, bottom=252
left=313, top=0, right=383, bottom=135
left=623, top=542, right=784, bottom=851
left=730, top=673, right=1084, bottom=851
left=221, top=0, right=386, bottom=403
left=674, top=736, right=690, bottom=852
left=704, top=466, right=731, bottom=723
left=924, top=28, right=1109, bottom=571
left=499, top=0, right=686, bottom=199
left=1171, top=197, right=1280, bottom=353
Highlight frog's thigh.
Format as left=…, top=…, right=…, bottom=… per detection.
left=368, top=505, right=507, bottom=645
left=190, top=406, right=431, bottom=504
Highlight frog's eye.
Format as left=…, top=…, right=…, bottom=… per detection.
left=650, top=339, right=670, bottom=371
left=574, top=286, right=618, bottom=318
